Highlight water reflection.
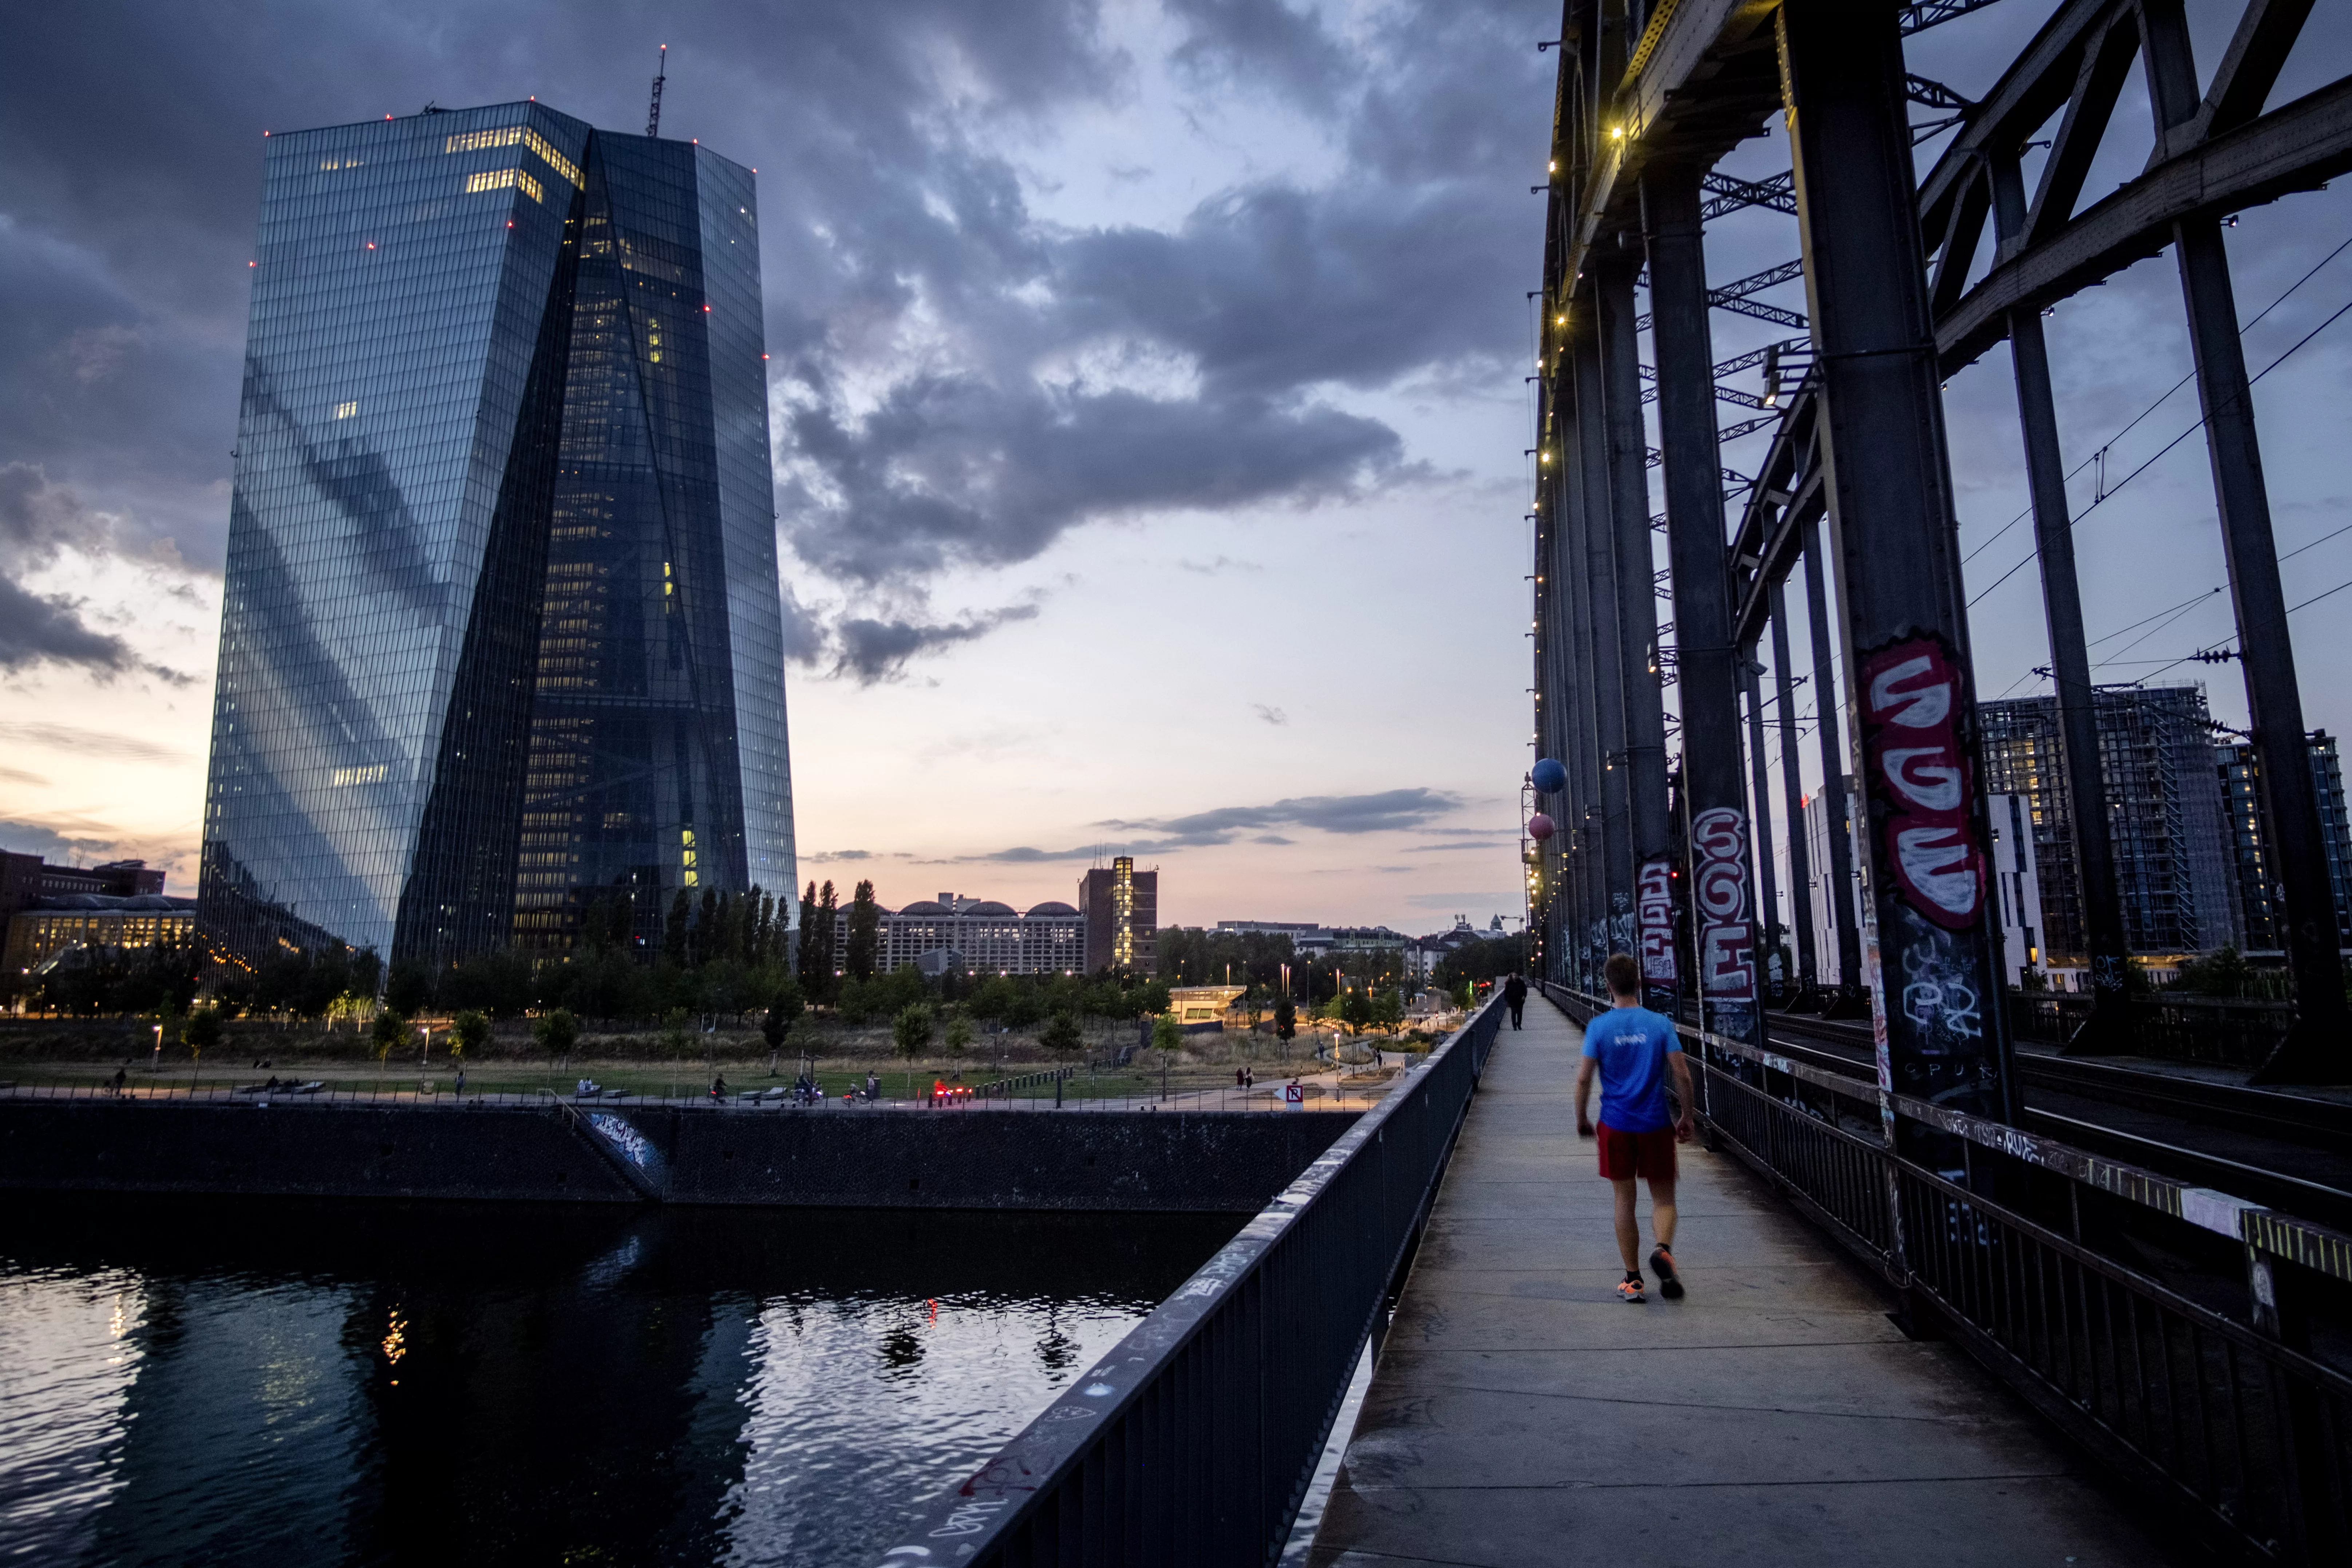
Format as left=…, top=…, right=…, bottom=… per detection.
left=1, top=1196, right=1236, bottom=1565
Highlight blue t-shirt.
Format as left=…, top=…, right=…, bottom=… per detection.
left=1581, top=1007, right=1682, bottom=1133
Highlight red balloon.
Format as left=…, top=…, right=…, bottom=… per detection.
left=1527, top=813, right=1556, bottom=841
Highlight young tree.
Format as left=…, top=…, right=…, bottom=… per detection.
left=451, top=1009, right=490, bottom=1059
left=371, top=1009, right=406, bottom=1061
left=893, top=1002, right=935, bottom=1060
left=796, top=881, right=820, bottom=979
left=696, top=887, right=720, bottom=967
left=1340, top=988, right=1374, bottom=1036
left=1151, top=1013, right=1183, bottom=1054
left=1040, top=1010, right=1084, bottom=1053
left=533, top=1007, right=579, bottom=1064
left=661, top=1006, right=695, bottom=1057
left=846, top=880, right=881, bottom=981
left=760, top=976, right=804, bottom=1074
left=1371, top=988, right=1405, bottom=1036
left=944, top=1011, right=974, bottom=1054
left=1273, top=992, right=1296, bottom=1044
left=384, top=959, right=433, bottom=1018
left=183, top=1006, right=223, bottom=1054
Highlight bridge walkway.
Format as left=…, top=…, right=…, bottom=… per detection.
left=1309, top=994, right=2177, bottom=1567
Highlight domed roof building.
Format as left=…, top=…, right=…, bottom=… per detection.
left=829, top=890, right=1086, bottom=975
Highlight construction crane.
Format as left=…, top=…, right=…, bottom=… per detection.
left=646, top=44, right=666, bottom=138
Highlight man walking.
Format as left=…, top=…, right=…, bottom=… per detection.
left=1575, top=953, right=1696, bottom=1302
left=1503, top=972, right=1527, bottom=1030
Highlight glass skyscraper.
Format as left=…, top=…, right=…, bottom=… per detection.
left=200, top=102, right=796, bottom=967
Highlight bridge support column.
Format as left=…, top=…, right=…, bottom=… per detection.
left=1596, top=250, right=1676, bottom=1007
left=1987, top=159, right=2133, bottom=1055
left=1767, top=581, right=1818, bottom=999
left=1802, top=517, right=1863, bottom=1002
left=1779, top=0, right=2019, bottom=1140
left=1571, top=299, right=1633, bottom=960
left=1645, top=164, right=1761, bottom=1046
left=1741, top=650, right=1783, bottom=1014
left=2134, top=0, right=2347, bottom=1082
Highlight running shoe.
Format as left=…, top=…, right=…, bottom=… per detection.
left=1649, top=1245, right=1683, bottom=1300
left=1616, top=1273, right=1646, bottom=1303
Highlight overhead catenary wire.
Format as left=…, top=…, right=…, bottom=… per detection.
left=1960, top=233, right=2352, bottom=573
left=1967, top=283, right=2352, bottom=608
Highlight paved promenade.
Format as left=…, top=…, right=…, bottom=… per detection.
left=1309, top=995, right=2174, bottom=1567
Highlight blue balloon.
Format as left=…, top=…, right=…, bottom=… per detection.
left=1531, top=757, right=1567, bottom=795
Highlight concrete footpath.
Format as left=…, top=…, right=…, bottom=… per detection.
left=1308, top=995, right=2175, bottom=1567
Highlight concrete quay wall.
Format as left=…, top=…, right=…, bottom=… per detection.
left=0, top=1099, right=1357, bottom=1213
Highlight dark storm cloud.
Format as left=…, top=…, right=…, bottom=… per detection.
left=832, top=603, right=1041, bottom=683
left=1098, top=786, right=1461, bottom=841
left=783, top=378, right=1400, bottom=586
left=0, top=463, right=187, bottom=681
left=1166, top=0, right=1352, bottom=114
left=945, top=785, right=1464, bottom=862
left=0, top=819, right=120, bottom=863
left=0, top=577, right=145, bottom=678
left=0, top=1, right=1552, bottom=670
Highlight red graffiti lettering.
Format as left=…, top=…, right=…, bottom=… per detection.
left=1859, top=637, right=1985, bottom=930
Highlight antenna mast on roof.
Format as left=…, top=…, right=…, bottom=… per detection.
left=646, top=44, right=667, bottom=137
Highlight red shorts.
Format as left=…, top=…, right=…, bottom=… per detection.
left=1596, top=1122, right=1677, bottom=1182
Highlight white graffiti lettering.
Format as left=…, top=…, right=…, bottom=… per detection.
left=1638, top=858, right=1677, bottom=982
left=929, top=1501, right=1008, bottom=1539
left=1859, top=638, right=1985, bottom=931
left=1880, top=747, right=1964, bottom=811
left=1689, top=807, right=1756, bottom=1006
left=1866, top=653, right=1952, bottom=728
left=586, top=1114, right=653, bottom=1169
left=1695, top=861, right=1744, bottom=922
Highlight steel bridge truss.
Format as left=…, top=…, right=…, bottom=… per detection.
left=1527, top=0, right=2349, bottom=1145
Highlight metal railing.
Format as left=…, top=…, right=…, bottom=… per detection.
left=1543, top=982, right=2352, bottom=1564
left=871, top=993, right=1506, bottom=1566
left=0, top=1072, right=1399, bottom=1115
left=2007, top=992, right=2294, bottom=1069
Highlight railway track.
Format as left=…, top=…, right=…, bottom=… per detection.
left=1758, top=1010, right=2352, bottom=1230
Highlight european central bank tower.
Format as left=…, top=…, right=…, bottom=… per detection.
left=200, top=102, right=797, bottom=966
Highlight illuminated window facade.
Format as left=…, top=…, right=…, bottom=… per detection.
left=202, top=101, right=795, bottom=968
left=1078, top=860, right=1159, bottom=975
left=1978, top=686, right=2238, bottom=963
left=829, top=896, right=1088, bottom=976
left=3, top=896, right=197, bottom=975
left=2217, top=732, right=2352, bottom=954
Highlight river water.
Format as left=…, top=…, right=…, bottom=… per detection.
left=0, top=1195, right=1237, bottom=1565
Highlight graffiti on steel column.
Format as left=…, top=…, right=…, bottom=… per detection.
left=1858, top=637, right=1985, bottom=930
left=1637, top=858, right=1677, bottom=984
left=1689, top=806, right=1758, bottom=1040
left=1608, top=893, right=1635, bottom=956
left=1857, top=635, right=2001, bottom=1111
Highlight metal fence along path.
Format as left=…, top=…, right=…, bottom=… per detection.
left=871, top=993, right=1508, bottom=1565
left=1545, top=982, right=2352, bottom=1563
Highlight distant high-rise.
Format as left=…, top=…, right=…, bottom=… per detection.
left=200, top=102, right=796, bottom=967
left=1079, top=857, right=1158, bottom=975
left=2218, top=731, right=2352, bottom=953
left=1977, top=685, right=2236, bottom=960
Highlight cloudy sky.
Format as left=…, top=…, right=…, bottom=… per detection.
left=1, top=1, right=2348, bottom=939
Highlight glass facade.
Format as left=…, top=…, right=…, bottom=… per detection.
left=201, top=103, right=795, bottom=968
